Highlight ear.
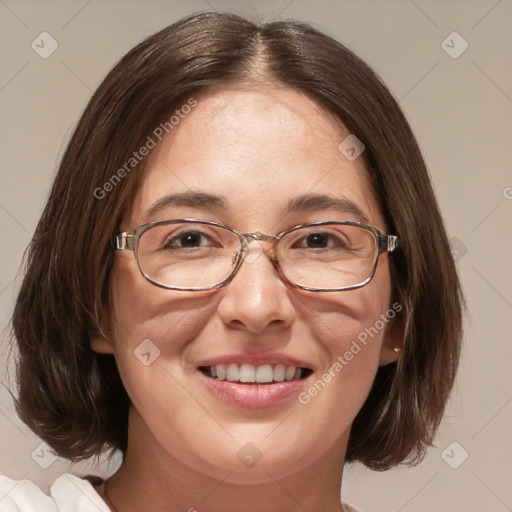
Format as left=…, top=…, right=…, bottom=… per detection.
left=89, top=306, right=115, bottom=354
left=378, top=317, right=403, bottom=366
left=90, top=334, right=115, bottom=355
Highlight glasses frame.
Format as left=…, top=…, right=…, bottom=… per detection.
left=114, top=218, right=398, bottom=292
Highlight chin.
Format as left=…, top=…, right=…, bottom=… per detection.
left=178, top=433, right=332, bottom=485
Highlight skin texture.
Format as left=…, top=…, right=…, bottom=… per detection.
left=91, top=86, right=400, bottom=512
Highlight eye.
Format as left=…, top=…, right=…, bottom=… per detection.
left=163, top=230, right=219, bottom=249
left=291, top=231, right=349, bottom=250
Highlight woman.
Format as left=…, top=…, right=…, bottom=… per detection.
left=1, top=11, right=463, bottom=512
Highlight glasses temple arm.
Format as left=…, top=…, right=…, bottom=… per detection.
left=379, top=234, right=398, bottom=253
left=114, top=232, right=135, bottom=251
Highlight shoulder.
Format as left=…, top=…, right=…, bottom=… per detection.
left=0, top=474, right=110, bottom=512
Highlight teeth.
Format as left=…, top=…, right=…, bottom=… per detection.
left=255, top=364, right=273, bottom=383
left=216, top=365, right=226, bottom=380
left=207, top=363, right=304, bottom=383
left=273, top=364, right=285, bottom=382
left=239, top=363, right=255, bottom=382
left=226, top=363, right=239, bottom=382
left=285, top=366, right=296, bottom=381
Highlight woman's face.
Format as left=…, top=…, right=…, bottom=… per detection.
left=93, top=86, right=399, bottom=482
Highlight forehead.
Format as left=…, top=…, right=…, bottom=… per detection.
left=127, top=86, right=385, bottom=231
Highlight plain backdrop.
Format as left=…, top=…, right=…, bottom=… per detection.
left=1, top=1, right=511, bottom=511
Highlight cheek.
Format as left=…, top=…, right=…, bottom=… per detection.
left=312, top=256, right=392, bottom=354
left=107, top=258, right=217, bottom=441
left=299, top=257, right=393, bottom=414
left=108, top=255, right=214, bottom=374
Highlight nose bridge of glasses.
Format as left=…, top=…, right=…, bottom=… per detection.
left=242, top=231, right=276, bottom=243
left=238, top=231, right=280, bottom=263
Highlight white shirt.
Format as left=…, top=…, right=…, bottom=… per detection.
left=0, top=473, right=360, bottom=511
left=0, top=474, right=110, bottom=512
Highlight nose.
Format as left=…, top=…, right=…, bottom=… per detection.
left=216, top=240, right=296, bottom=335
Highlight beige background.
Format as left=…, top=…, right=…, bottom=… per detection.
left=1, top=1, right=511, bottom=511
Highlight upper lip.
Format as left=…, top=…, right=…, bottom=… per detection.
left=197, top=351, right=312, bottom=369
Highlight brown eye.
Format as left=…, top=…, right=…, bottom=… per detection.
left=291, top=231, right=349, bottom=250
left=164, top=231, right=211, bottom=249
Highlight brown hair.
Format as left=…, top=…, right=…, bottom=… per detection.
left=11, top=11, right=463, bottom=470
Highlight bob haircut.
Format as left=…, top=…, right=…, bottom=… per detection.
left=11, top=11, right=463, bottom=471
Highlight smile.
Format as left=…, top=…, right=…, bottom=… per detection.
left=197, top=361, right=314, bottom=408
left=199, top=363, right=313, bottom=384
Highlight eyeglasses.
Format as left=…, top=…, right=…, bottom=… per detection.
left=114, top=219, right=398, bottom=292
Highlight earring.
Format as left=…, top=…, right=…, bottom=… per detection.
left=393, top=347, right=402, bottom=353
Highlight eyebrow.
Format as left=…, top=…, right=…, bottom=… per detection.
left=146, top=192, right=228, bottom=218
left=146, top=191, right=369, bottom=224
left=286, top=193, right=369, bottom=223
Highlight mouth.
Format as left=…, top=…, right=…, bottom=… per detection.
left=198, top=363, right=313, bottom=384
left=197, top=363, right=314, bottom=408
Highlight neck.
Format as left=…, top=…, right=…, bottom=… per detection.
left=103, top=411, right=348, bottom=512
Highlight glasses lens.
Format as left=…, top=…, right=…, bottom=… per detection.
left=137, top=222, right=241, bottom=289
left=278, top=224, right=378, bottom=290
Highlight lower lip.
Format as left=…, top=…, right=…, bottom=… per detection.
left=198, top=371, right=309, bottom=409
